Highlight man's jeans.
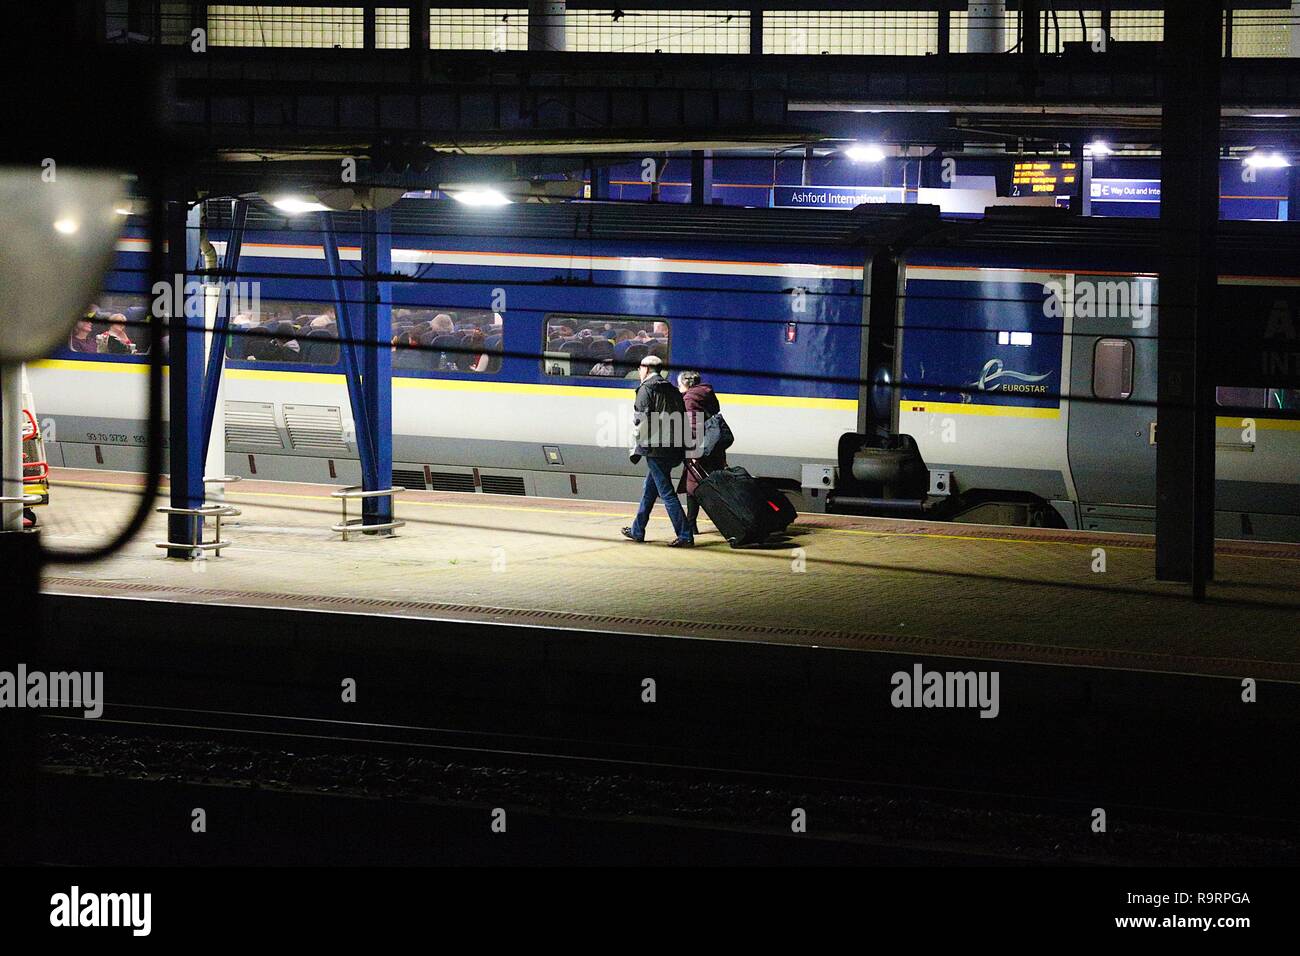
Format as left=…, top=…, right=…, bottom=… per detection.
left=630, top=456, right=692, bottom=542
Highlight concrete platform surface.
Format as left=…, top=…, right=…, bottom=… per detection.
left=34, top=468, right=1300, bottom=680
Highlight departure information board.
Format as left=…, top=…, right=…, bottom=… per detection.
left=1009, top=160, right=1079, bottom=196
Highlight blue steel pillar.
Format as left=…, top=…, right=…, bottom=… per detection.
left=361, top=208, right=393, bottom=526
left=201, top=199, right=248, bottom=454
left=167, top=200, right=206, bottom=557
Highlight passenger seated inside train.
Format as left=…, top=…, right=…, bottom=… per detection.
left=98, top=314, right=136, bottom=354
left=69, top=317, right=99, bottom=353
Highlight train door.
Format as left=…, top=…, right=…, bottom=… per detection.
left=1066, top=274, right=1159, bottom=532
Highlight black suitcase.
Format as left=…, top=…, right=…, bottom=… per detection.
left=689, top=462, right=795, bottom=547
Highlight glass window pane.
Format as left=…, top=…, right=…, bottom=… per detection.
left=226, top=301, right=340, bottom=366
left=1092, top=337, right=1133, bottom=400
left=391, top=307, right=503, bottom=374
left=542, top=315, right=669, bottom=378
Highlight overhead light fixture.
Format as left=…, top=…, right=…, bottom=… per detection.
left=271, top=196, right=332, bottom=214
left=1243, top=151, right=1290, bottom=169
left=0, top=166, right=127, bottom=363
left=1085, top=140, right=1114, bottom=157
left=844, top=143, right=886, bottom=164
left=448, top=187, right=512, bottom=207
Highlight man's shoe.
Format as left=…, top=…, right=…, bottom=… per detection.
left=621, top=527, right=645, bottom=542
left=667, top=537, right=694, bottom=548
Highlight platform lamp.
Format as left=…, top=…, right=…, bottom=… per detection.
left=0, top=166, right=128, bottom=530
left=0, top=166, right=127, bottom=865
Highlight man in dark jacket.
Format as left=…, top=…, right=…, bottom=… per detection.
left=622, top=356, right=693, bottom=546
left=675, top=370, right=727, bottom=535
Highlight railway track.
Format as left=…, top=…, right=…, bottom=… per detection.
left=31, top=701, right=1300, bottom=866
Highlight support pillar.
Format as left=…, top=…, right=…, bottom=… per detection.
left=1, top=363, right=22, bottom=531
left=690, top=150, right=713, bottom=206
left=361, top=208, right=394, bottom=526
left=967, top=1, right=1005, bottom=54
left=1156, top=0, right=1220, bottom=596
left=527, top=0, right=566, bottom=52
left=588, top=162, right=610, bottom=201
left=322, top=214, right=381, bottom=524
left=1022, top=0, right=1040, bottom=57
left=0, top=520, right=41, bottom=864
left=166, top=200, right=206, bottom=557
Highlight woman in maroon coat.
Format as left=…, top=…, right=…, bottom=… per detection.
left=676, top=370, right=727, bottom=535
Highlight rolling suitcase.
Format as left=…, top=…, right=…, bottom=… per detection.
left=689, top=461, right=795, bottom=548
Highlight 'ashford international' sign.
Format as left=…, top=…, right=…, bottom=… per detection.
left=772, top=185, right=906, bottom=209
left=1215, top=281, right=1300, bottom=389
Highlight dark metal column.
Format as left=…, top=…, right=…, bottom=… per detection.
left=1156, top=0, right=1221, bottom=596
left=410, top=0, right=430, bottom=52
left=749, top=7, right=763, bottom=55
left=166, top=199, right=206, bottom=558
left=691, top=150, right=713, bottom=205
left=0, top=523, right=40, bottom=863
left=1022, top=0, right=1040, bottom=57
left=322, top=215, right=379, bottom=496
left=361, top=209, right=394, bottom=526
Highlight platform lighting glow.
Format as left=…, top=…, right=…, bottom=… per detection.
left=53, top=218, right=79, bottom=235
left=1086, top=140, right=1114, bottom=157
left=844, top=143, right=886, bottom=163
left=449, top=187, right=512, bottom=207
left=1244, top=151, right=1290, bottom=169
left=113, top=206, right=132, bottom=216
left=271, top=197, right=332, bottom=214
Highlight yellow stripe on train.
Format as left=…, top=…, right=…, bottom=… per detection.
left=27, top=358, right=857, bottom=412
left=900, top=400, right=1061, bottom=420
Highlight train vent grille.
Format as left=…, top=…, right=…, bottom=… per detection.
left=224, top=401, right=283, bottom=448
left=284, top=404, right=350, bottom=452
left=480, top=474, right=527, bottom=496
left=392, top=469, right=427, bottom=490
left=429, top=471, right=476, bottom=493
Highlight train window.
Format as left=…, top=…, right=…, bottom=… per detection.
left=1216, top=386, right=1300, bottom=411
left=997, top=331, right=1033, bottom=347
left=542, top=315, right=670, bottom=378
left=226, top=301, right=341, bottom=366
left=1092, top=337, right=1134, bottom=400
left=71, top=295, right=151, bottom=356
left=391, top=308, right=503, bottom=374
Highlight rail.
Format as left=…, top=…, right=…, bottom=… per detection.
left=154, top=503, right=242, bottom=557
left=331, top=486, right=406, bottom=541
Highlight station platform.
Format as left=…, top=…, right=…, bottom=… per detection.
left=36, top=468, right=1300, bottom=681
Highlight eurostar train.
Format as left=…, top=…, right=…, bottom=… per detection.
left=26, top=200, right=1300, bottom=541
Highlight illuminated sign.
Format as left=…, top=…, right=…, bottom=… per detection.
left=772, top=185, right=905, bottom=208
left=1009, top=160, right=1079, bottom=196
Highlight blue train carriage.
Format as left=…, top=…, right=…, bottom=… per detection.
left=30, top=200, right=934, bottom=509
left=831, top=212, right=1300, bottom=542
